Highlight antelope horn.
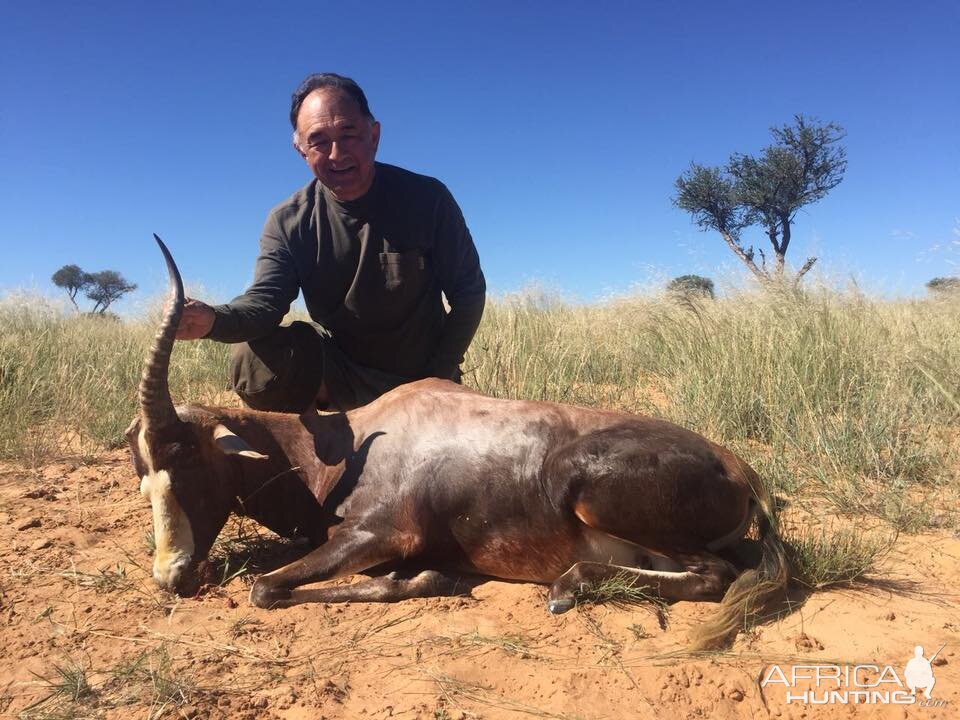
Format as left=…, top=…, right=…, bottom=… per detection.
left=138, top=234, right=184, bottom=431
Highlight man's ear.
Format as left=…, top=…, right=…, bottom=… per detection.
left=292, top=131, right=307, bottom=159
left=212, top=424, right=270, bottom=460
left=370, top=120, right=381, bottom=154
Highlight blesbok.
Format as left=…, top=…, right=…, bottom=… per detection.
left=128, top=235, right=789, bottom=649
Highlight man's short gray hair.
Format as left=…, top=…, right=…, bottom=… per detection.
left=289, top=73, right=374, bottom=129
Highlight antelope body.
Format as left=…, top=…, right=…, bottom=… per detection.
left=128, top=236, right=789, bottom=649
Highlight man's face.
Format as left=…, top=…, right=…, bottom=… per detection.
left=295, top=88, right=380, bottom=201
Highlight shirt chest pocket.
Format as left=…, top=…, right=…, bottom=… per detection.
left=379, top=251, right=429, bottom=292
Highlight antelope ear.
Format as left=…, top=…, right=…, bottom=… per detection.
left=124, top=416, right=142, bottom=442
left=212, top=424, right=270, bottom=460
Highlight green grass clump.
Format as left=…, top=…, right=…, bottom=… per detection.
left=573, top=570, right=666, bottom=610
left=105, top=646, right=189, bottom=712
left=19, top=660, right=93, bottom=719
left=784, top=522, right=894, bottom=590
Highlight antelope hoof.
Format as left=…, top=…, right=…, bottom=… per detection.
left=249, top=579, right=292, bottom=609
left=547, top=597, right=576, bottom=614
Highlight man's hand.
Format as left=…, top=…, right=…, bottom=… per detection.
left=176, top=298, right=216, bottom=340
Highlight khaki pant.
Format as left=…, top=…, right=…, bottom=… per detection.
left=229, top=321, right=415, bottom=413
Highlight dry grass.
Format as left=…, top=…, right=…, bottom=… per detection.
left=461, top=630, right=536, bottom=658
left=1, top=283, right=959, bottom=715
left=573, top=570, right=669, bottom=615
left=466, top=286, right=960, bottom=531
left=18, top=645, right=203, bottom=720
left=5, top=286, right=957, bottom=527
left=424, top=667, right=589, bottom=720
left=0, top=294, right=231, bottom=463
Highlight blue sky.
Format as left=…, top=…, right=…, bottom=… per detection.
left=1, top=1, right=958, bottom=311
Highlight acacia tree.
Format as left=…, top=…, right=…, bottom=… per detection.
left=51, top=264, right=89, bottom=310
left=674, top=115, right=846, bottom=283
left=83, top=270, right=137, bottom=314
left=51, top=264, right=137, bottom=313
left=667, top=274, right=715, bottom=299
left=926, top=277, right=960, bottom=295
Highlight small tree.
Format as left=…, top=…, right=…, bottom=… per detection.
left=674, top=115, right=846, bottom=284
left=51, top=264, right=90, bottom=310
left=926, top=276, right=960, bottom=296
left=83, top=270, right=137, bottom=314
left=667, top=274, right=715, bottom=299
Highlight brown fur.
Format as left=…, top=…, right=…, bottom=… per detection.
left=129, top=237, right=791, bottom=648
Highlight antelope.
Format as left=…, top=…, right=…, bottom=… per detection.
left=127, top=235, right=789, bottom=649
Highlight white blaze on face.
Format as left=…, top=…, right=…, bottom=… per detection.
left=138, top=429, right=195, bottom=588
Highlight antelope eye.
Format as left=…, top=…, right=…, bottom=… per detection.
left=165, top=442, right=195, bottom=463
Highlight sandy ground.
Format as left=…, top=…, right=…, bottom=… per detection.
left=1, top=451, right=958, bottom=719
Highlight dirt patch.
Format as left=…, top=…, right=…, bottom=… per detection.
left=1, top=452, right=958, bottom=719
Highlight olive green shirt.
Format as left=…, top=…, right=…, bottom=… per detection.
left=208, top=163, right=486, bottom=380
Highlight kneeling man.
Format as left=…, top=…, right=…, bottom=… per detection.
left=176, top=73, right=486, bottom=412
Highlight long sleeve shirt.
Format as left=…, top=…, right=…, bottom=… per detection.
left=207, top=163, right=486, bottom=380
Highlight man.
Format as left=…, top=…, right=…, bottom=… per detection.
left=176, top=73, right=486, bottom=412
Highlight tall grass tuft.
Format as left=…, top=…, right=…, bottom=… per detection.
left=784, top=521, right=894, bottom=589
left=0, top=294, right=231, bottom=462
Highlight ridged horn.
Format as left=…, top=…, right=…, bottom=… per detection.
left=138, top=234, right=184, bottom=430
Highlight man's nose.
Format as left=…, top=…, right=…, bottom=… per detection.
left=328, top=141, right=342, bottom=162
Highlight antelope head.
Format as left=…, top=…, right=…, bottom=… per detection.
left=126, top=236, right=269, bottom=595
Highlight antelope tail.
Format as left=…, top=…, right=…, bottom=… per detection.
left=688, top=469, right=791, bottom=651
